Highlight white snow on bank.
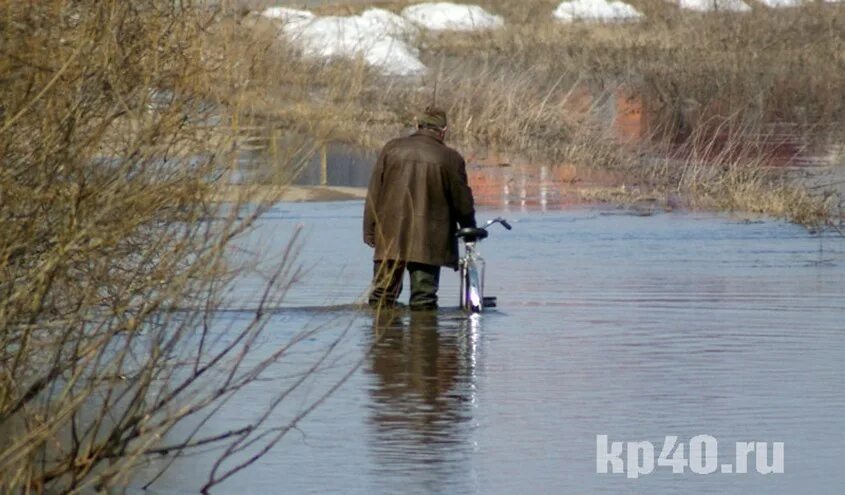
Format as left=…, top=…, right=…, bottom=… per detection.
left=678, top=0, right=751, bottom=12
left=553, top=0, right=644, bottom=23
left=258, top=3, right=508, bottom=76
left=260, top=7, right=315, bottom=24
left=757, top=0, right=803, bottom=7
left=260, top=8, right=425, bottom=77
left=401, top=2, right=504, bottom=31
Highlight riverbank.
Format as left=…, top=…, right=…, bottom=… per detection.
left=211, top=179, right=641, bottom=208
left=219, top=0, right=844, bottom=226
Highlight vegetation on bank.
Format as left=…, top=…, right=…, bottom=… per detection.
left=242, top=0, right=845, bottom=225
left=0, top=2, right=357, bottom=492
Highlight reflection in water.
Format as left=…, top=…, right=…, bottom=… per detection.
left=365, top=311, right=480, bottom=493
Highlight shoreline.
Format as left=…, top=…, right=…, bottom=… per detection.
left=212, top=181, right=663, bottom=208
left=212, top=184, right=368, bottom=203
left=214, top=158, right=845, bottom=216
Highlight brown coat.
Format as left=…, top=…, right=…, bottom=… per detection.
left=363, top=129, right=476, bottom=268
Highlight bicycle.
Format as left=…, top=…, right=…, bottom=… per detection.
left=456, top=217, right=512, bottom=313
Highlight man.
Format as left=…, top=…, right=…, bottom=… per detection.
left=363, top=106, right=476, bottom=310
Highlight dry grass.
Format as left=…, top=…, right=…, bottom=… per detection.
left=648, top=146, right=833, bottom=224
left=238, top=8, right=624, bottom=164
left=413, top=1, right=845, bottom=144
left=238, top=0, right=844, bottom=224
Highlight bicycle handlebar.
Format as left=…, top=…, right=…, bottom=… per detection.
left=456, top=217, right=512, bottom=242
left=483, top=217, right=512, bottom=231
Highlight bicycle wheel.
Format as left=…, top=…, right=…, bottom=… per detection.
left=465, top=259, right=483, bottom=313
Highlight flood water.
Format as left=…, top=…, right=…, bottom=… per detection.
left=133, top=202, right=845, bottom=494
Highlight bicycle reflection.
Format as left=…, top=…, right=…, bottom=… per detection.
left=365, top=310, right=480, bottom=484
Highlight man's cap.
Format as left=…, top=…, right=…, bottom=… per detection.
left=418, top=106, right=447, bottom=130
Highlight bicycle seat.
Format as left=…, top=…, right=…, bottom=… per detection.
left=456, top=227, right=488, bottom=242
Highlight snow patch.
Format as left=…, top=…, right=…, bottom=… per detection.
left=401, top=2, right=504, bottom=31
left=262, top=8, right=425, bottom=77
left=553, top=0, right=644, bottom=23
left=358, top=8, right=418, bottom=36
left=757, top=0, right=803, bottom=6
left=678, top=0, right=751, bottom=12
left=260, top=7, right=315, bottom=24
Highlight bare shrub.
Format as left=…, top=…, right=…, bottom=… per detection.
left=0, top=1, right=362, bottom=492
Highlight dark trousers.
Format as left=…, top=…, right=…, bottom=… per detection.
left=369, top=260, right=441, bottom=310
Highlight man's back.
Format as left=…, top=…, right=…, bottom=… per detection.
left=364, top=128, right=476, bottom=269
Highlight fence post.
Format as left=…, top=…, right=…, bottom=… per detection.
left=320, top=145, right=328, bottom=186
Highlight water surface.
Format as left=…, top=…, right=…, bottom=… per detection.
left=135, top=202, right=845, bottom=494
